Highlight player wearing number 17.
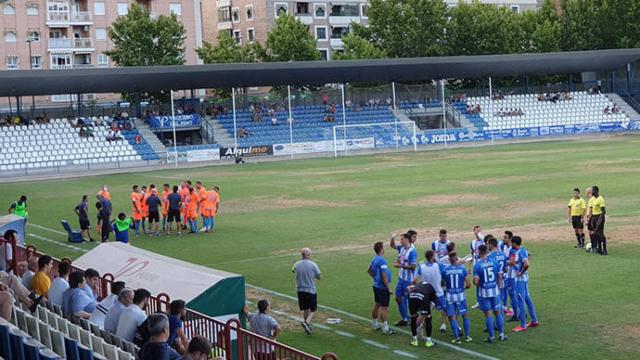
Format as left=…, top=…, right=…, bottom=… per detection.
left=473, top=243, right=507, bottom=343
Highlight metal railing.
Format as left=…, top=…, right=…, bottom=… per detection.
left=0, top=237, right=339, bottom=360
left=47, top=10, right=92, bottom=23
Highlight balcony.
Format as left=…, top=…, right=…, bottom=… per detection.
left=47, top=10, right=93, bottom=26
left=295, top=12, right=313, bottom=25
left=330, top=38, right=344, bottom=49
left=48, top=38, right=94, bottom=51
left=50, top=64, right=73, bottom=70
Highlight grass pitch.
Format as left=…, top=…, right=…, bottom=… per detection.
left=3, top=134, right=640, bottom=359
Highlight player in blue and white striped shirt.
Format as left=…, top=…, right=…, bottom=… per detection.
left=511, top=236, right=539, bottom=332
left=473, top=241, right=507, bottom=343
left=441, top=252, right=472, bottom=344
left=391, top=233, right=417, bottom=326
left=501, top=231, right=518, bottom=320
left=431, top=229, right=451, bottom=262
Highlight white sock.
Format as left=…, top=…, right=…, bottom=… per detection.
left=412, top=336, right=418, bottom=341
left=372, top=319, right=378, bottom=328
left=427, top=337, right=432, bottom=342
left=382, top=321, right=389, bottom=332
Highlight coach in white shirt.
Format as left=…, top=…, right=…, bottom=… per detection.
left=116, top=288, right=150, bottom=341
left=104, top=287, right=134, bottom=334
left=48, top=262, right=70, bottom=307
left=90, top=281, right=125, bottom=329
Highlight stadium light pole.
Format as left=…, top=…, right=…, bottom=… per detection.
left=287, top=85, right=294, bottom=159
left=341, top=83, right=347, bottom=154
left=489, top=77, right=494, bottom=144
left=232, top=87, right=238, bottom=150
left=170, top=89, right=178, bottom=168
left=392, top=81, right=398, bottom=149
left=441, top=79, right=447, bottom=147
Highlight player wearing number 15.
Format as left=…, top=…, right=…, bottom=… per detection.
left=473, top=243, right=507, bottom=343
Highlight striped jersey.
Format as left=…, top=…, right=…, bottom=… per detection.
left=487, top=250, right=508, bottom=288
left=473, top=257, right=500, bottom=298
left=441, top=264, right=467, bottom=303
left=515, top=247, right=530, bottom=283
left=431, top=240, right=451, bottom=262
left=415, top=261, right=444, bottom=297
left=470, top=238, right=485, bottom=263
left=397, top=245, right=417, bottom=282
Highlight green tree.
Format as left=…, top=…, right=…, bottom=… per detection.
left=517, top=0, right=561, bottom=53
left=266, top=14, right=320, bottom=62
left=333, top=34, right=387, bottom=60
left=354, top=0, right=448, bottom=57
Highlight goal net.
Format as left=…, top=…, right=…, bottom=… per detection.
left=331, top=121, right=417, bottom=157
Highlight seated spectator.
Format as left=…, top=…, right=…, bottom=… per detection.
left=168, top=300, right=190, bottom=354
left=48, top=261, right=70, bottom=307
left=271, top=116, right=278, bottom=126
left=116, top=288, right=151, bottom=342
left=603, top=106, right=610, bottom=114
left=82, top=268, right=100, bottom=300
left=22, top=256, right=38, bottom=289
left=104, top=287, right=134, bottom=334
left=106, top=126, right=123, bottom=141
left=90, top=281, right=126, bottom=329
left=138, top=313, right=181, bottom=360
left=179, top=336, right=218, bottom=360
left=0, top=270, right=41, bottom=312
left=62, top=271, right=97, bottom=320
left=30, top=255, right=53, bottom=297
left=0, top=283, right=12, bottom=321
left=612, top=104, right=620, bottom=114
left=243, top=300, right=281, bottom=359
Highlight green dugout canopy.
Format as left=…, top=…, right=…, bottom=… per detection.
left=73, top=242, right=245, bottom=318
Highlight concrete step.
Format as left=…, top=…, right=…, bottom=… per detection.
left=134, top=119, right=167, bottom=154
left=206, top=117, right=234, bottom=147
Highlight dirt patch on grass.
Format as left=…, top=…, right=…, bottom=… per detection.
left=457, top=175, right=535, bottom=187
left=269, top=243, right=372, bottom=257
left=406, top=193, right=497, bottom=206
left=224, top=196, right=365, bottom=213
left=306, top=182, right=357, bottom=191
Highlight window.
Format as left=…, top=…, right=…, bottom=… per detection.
left=218, top=6, right=231, bottom=22
left=314, top=5, right=325, bottom=18
left=97, top=54, right=108, bottom=67
left=95, top=28, right=107, bottom=41
left=28, top=31, right=40, bottom=42
left=94, top=2, right=105, bottom=15
left=6, top=56, right=19, bottom=70
left=117, top=3, right=128, bottom=16
left=246, top=5, right=253, bottom=21
left=315, top=26, right=327, bottom=40
left=3, top=5, right=15, bottom=15
left=361, top=4, right=367, bottom=18
left=274, top=3, right=287, bottom=17
left=4, top=31, right=16, bottom=43
left=318, top=49, right=328, bottom=61
left=510, top=5, right=520, bottom=13
left=169, top=3, right=182, bottom=16
left=247, top=28, right=255, bottom=42
left=26, top=5, right=39, bottom=16
left=231, top=7, right=239, bottom=22
left=31, top=56, right=42, bottom=69
left=233, top=30, right=242, bottom=44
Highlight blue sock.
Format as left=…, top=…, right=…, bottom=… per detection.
left=398, top=296, right=409, bottom=321
left=162, top=218, right=166, bottom=230
left=141, top=220, right=146, bottom=233
left=210, top=217, right=216, bottom=230
left=510, top=289, right=519, bottom=318
left=193, top=220, right=198, bottom=232
left=134, top=221, right=140, bottom=235
left=463, top=316, right=470, bottom=337
left=501, top=288, right=508, bottom=309
left=518, top=292, right=527, bottom=327
left=496, top=312, right=504, bottom=335
left=525, top=294, right=538, bottom=323
left=450, top=318, right=460, bottom=339
left=486, top=316, right=495, bottom=339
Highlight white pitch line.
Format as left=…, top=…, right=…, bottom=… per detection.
left=361, top=339, right=389, bottom=349
left=28, top=233, right=88, bottom=253
left=393, top=350, right=419, bottom=359
left=334, top=330, right=355, bottom=338
left=28, top=223, right=67, bottom=236
left=246, top=283, right=499, bottom=360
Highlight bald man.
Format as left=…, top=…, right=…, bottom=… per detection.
left=292, top=248, right=322, bottom=335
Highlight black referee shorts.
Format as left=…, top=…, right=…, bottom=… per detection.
left=409, top=296, right=431, bottom=317
left=297, top=291, right=317, bottom=312
left=148, top=211, right=160, bottom=223
left=590, top=215, right=605, bottom=232
left=571, top=216, right=583, bottom=229
left=79, top=219, right=90, bottom=230
left=167, top=209, right=181, bottom=222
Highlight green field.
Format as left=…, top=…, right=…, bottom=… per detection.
left=3, top=134, right=640, bottom=360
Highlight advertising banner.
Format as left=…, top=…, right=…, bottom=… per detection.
left=219, top=145, right=273, bottom=158
left=149, top=114, right=201, bottom=129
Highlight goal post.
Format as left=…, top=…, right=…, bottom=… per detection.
left=332, top=121, right=418, bottom=157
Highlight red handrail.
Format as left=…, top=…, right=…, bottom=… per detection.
left=0, top=237, right=339, bottom=359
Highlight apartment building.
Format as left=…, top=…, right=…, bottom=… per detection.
left=202, top=0, right=369, bottom=60
left=443, top=0, right=539, bottom=13
left=0, top=0, right=203, bottom=102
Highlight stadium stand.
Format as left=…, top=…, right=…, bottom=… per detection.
left=0, top=118, right=160, bottom=171
left=455, top=91, right=630, bottom=130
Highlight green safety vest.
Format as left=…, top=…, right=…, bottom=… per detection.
left=12, top=201, right=27, bottom=218
left=114, top=218, right=132, bottom=232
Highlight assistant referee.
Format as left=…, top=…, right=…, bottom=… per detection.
left=589, top=186, right=607, bottom=256
left=567, top=188, right=586, bottom=248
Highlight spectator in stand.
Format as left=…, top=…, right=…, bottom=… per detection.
left=75, top=195, right=94, bottom=242
left=322, top=94, right=330, bottom=105
left=243, top=300, right=281, bottom=359
left=0, top=282, right=12, bottom=321
left=22, top=256, right=38, bottom=289
left=62, top=271, right=97, bottom=320
left=0, top=270, right=41, bottom=312
left=104, top=287, right=134, bottom=334
left=106, top=126, right=124, bottom=141
left=48, top=261, right=70, bottom=307
left=30, top=255, right=53, bottom=297
left=82, top=268, right=100, bottom=300
left=168, top=300, right=190, bottom=354
left=603, top=106, right=610, bottom=114
left=179, top=336, right=216, bottom=360
left=138, top=313, right=181, bottom=360
left=271, top=115, right=278, bottom=126
left=116, top=288, right=151, bottom=342
left=90, top=281, right=126, bottom=329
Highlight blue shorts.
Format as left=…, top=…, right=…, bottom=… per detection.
left=395, top=279, right=411, bottom=297
left=446, top=299, right=468, bottom=317
left=434, top=295, right=447, bottom=311
left=506, top=278, right=515, bottom=291
left=478, top=296, right=502, bottom=312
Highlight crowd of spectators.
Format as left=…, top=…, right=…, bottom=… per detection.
left=0, top=113, right=50, bottom=127
left=466, top=104, right=482, bottom=114
left=495, top=108, right=524, bottom=117
left=588, top=86, right=601, bottom=95
left=537, top=91, right=572, bottom=103
left=603, top=104, right=621, bottom=114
